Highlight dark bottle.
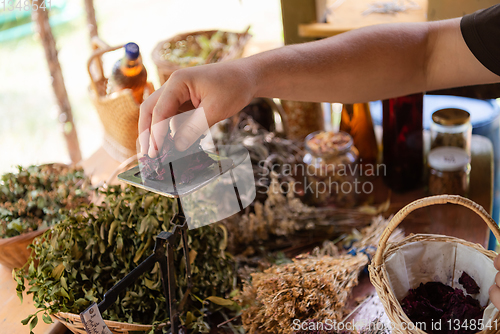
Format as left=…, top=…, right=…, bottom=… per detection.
left=340, top=103, right=378, bottom=165
left=110, top=42, right=148, bottom=104
left=382, top=93, right=424, bottom=192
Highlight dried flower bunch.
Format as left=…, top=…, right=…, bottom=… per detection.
left=237, top=216, right=402, bottom=334
left=238, top=253, right=367, bottom=334
left=15, top=185, right=236, bottom=334
left=224, top=174, right=387, bottom=253
left=215, top=117, right=304, bottom=203
left=0, top=164, right=91, bottom=238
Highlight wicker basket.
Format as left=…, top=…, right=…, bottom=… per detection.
left=52, top=312, right=166, bottom=334
left=369, top=195, right=500, bottom=334
left=87, top=37, right=154, bottom=162
left=0, top=228, right=47, bottom=269
left=151, top=28, right=251, bottom=85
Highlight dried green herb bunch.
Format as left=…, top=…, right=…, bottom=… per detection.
left=15, top=185, right=236, bottom=333
left=0, top=164, right=91, bottom=238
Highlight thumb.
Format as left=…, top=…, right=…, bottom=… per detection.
left=173, top=107, right=211, bottom=151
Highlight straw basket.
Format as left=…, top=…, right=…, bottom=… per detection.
left=51, top=312, right=165, bottom=334
left=88, top=37, right=154, bottom=162
left=369, top=195, right=500, bottom=334
left=0, top=228, right=47, bottom=269
left=151, top=28, right=251, bottom=85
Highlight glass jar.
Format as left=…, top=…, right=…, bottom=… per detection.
left=303, top=131, right=359, bottom=207
left=430, top=108, right=472, bottom=156
left=280, top=100, right=324, bottom=141
left=428, top=147, right=471, bottom=196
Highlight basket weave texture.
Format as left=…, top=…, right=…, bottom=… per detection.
left=52, top=312, right=165, bottom=334
left=369, top=195, right=500, bottom=334
left=151, top=28, right=251, bottom=85
left=88, top=38, right=154, bottom=162
left=0, top=228, right=46, bottom=269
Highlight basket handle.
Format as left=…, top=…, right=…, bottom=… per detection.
left=373, top=195, right=500, bottom=267
left=87, top=41, right=123, bottom=96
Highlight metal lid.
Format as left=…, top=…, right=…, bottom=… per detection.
left=432, top=108, right=470, bottom=126
left=428, top=147, right=470, bottom=171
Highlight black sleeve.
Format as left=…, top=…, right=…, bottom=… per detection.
left=461, top=4, right=500, bottom=76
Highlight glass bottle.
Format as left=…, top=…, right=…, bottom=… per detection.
left=382, top=93, right=424, bottom=192
left=110, top=42, right=148, bottom=104
left=340, top=103, right=378, bottom=165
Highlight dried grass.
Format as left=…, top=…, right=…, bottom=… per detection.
left=237, top=216, right=403, bottom=334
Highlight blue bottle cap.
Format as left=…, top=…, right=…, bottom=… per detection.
left=124, top=42, right=140, bottom=60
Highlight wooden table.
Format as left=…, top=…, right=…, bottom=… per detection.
left=0, top=135, right=493, bottom=334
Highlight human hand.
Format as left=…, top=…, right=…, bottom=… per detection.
left=139, top=60, right=256, bottom=157
left=490, top=254, right=500, bottom=308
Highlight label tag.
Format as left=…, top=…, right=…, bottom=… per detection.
left=80, top=303, right=113, bottom=334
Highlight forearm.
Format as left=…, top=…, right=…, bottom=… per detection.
left=247, top=18, right=498, bottom=103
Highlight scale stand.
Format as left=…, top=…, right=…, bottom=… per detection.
left=93, top=151, right=247, bottom=334
left=97, top=196, right=192, bottom=334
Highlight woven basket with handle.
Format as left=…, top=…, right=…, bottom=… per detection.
left=369, top=195, right=500, bottom=334
left=88, top=37, right=154, bottom=162
left=151, top=28, right=251, bottom=85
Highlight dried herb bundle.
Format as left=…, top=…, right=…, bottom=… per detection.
left=237, top=253, right=367, bottom=334
left=15, top=185, right=236, bottom=333
left=224, top=174, right=388, bottom=253
left=0, top=164, right=91, bottom=238
left=236, top=216, right=403, bottom=334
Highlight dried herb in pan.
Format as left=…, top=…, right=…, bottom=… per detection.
left=15, top=185, right=236, bottom=333
left=139, top=134, right=216, bottom=183
left=0, top=164, right=91, bottom=238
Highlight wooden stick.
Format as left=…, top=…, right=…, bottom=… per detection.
left=32, top=7, right=82, bottom=163
left=83, top=0, right=99, bottom=39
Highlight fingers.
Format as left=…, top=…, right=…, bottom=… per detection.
left=145, top=73, right=191, bottom=157
left=495, top=254, right=500, bottom=271
left=173, top=106, right=212, bottom=151
left=490, top=283, right=500, bottom=309
left=139, top=85, right=165, bottom=155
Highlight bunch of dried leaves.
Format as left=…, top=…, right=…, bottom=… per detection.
left=236, top=216, right=403, bottom=334
left=223, top=174, right=389, bottom=253
left=14, top=185, right=236, bottom=333
left=0, top=164, right=91, bottom=238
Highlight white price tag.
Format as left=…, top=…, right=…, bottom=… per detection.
left=80, top=303, right=113, bottom=334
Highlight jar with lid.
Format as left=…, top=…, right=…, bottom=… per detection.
left=430, top=108, right=472, bottom=156
left=428, top=147, right=471, bottom=196
left=303, top=131, right=359, bottom=207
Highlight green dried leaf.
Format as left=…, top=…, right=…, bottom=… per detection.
left=206, top=296, right=234, bottom=307
left=29, top=315, right=38, bottom=330
left=51, top=263, right=65, bottom=280
left=42, top=313, right=53, bottom=325
left=21, top=314, right=32, bottom=326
